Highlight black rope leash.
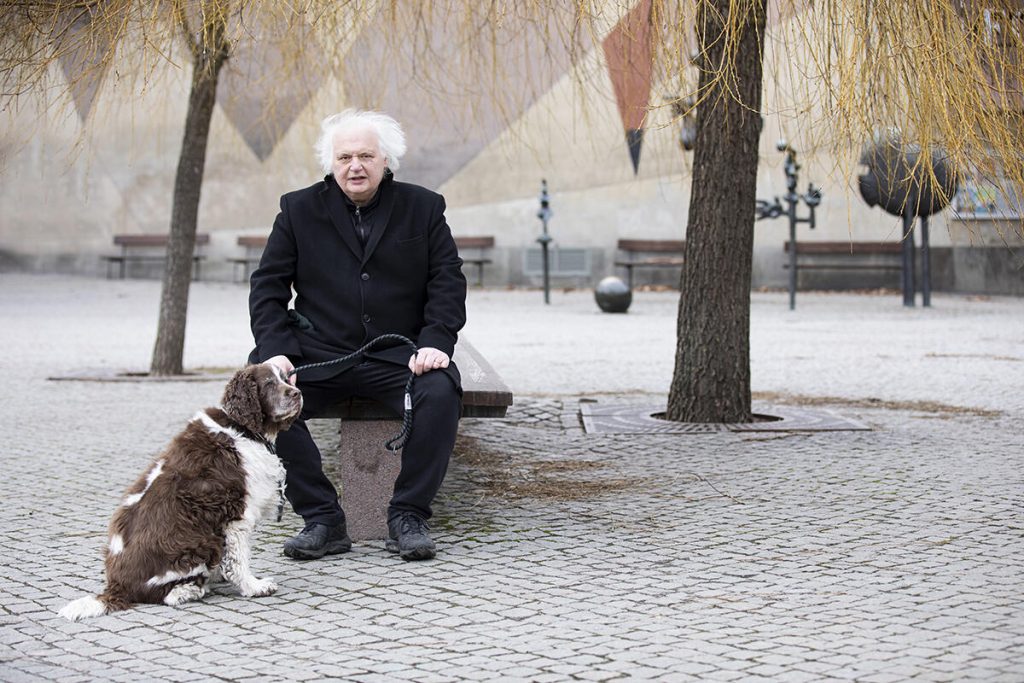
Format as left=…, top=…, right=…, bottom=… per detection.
left=287, top=333, right=418, bottom=452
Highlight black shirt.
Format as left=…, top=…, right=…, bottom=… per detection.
left=334, top=171, right=391, bottom=249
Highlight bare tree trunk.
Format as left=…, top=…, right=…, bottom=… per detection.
left=149, top=11, right=229, bottom=376
left=666, top=0, right=766, bottom=423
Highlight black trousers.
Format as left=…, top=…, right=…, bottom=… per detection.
left=275, top=359, right=461, bottom=527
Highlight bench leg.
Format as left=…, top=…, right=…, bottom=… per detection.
left=337, top=420, right=402, bottom=541
left=234, top=260, right=256, bottom=284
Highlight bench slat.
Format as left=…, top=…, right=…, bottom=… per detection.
left=784, top=263, right=902, bottom=270
left=614, top=257, right=685, bottom=267
left=455, top=236, right=495, bottom=249
left=617, top=239, right=685, bottom=253
left=785, top=241, right=903, bottom=255
left=113, top=233, right=210, bottom=247
left=237, top=235, right=268, bottom=248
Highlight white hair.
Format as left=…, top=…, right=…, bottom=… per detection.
left=315, top=109, right=407, bottom=174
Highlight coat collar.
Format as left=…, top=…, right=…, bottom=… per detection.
left=320, top=171, right=396, bottom=263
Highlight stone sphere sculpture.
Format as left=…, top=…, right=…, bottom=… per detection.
left=595, top=276, right=632, bottom=313
left=857, top=128, right=958, bottom=218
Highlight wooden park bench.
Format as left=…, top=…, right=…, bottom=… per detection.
left=455, top=236, right=495, bottom=287
left=316, top=337, right=512, bottom=540
left=784, top=241, right=904, bottom=277
left=229, top=235, right=268, bottom=283
left=102, top=233, right=209, bottom=280
left=614, top=239, right=685, bottom=290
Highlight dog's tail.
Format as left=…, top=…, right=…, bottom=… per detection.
left=58, top=593, right=129, bottom=621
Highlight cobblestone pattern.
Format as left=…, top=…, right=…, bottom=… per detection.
left=1, top=275, right=1022, bottom=681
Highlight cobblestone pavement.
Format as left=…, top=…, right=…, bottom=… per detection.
left=1, top=274, right=1022, bottom=682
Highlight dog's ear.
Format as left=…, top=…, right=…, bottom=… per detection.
left=221, top=367, right=264, bottom=434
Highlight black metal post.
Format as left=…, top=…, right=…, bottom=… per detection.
left=920, top=215, right=931, bottom=307
left=901, top=199, right=916, bottom=307
left=786, top=194, right=798, bottom=311
left=536, top=179, right=553, bottom=305
left=784, top=151, right=799, bottom=310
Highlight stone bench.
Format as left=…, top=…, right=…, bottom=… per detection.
left=316, top=338, right=512, bottom=540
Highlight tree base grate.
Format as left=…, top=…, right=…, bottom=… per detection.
left=579, top=401, right=870, bottom=434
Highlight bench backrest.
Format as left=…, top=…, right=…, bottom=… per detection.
left=617, top=239, right=685, bottom=253
left=113, top=233, right=210, bottom=247
left=237, top=235, right=269, bottom=249
left=236, top=235, right=492, bottom=251
left=237, top=235, right=492, bottom=252
left=785, top=241, right=903, bottom=255
left=455, top=236, right=495, bottom=250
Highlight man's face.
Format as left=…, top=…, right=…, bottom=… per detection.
left=331, top=127, right=387, bottom=205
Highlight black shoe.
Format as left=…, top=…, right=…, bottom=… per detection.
left=283, top=522, right=352, bottom=560
left=386, top=512, right=436, bottom=561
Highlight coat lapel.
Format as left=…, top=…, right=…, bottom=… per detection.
left=320, top=181, right=363, bottom=261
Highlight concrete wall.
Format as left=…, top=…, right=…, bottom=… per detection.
left=1, top=12, right=1021, bottom=295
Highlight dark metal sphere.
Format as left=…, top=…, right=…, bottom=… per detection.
left=857, top=129, right=958, bottom=218
left=595, top=276, right=632, bottom=313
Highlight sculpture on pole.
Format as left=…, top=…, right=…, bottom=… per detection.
left=857, top=129, right=958, bottom=307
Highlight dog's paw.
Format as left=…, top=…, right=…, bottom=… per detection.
left=240, top=577, right=277, bottom=597
left=164, top=582, right=207, bottom=606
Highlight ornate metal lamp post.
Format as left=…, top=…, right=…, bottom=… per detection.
left=756, top=141, right=822, bottom=310
left=536, top=179, right=553, bottom=304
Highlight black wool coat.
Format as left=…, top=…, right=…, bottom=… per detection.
left=248, top=173, right=467, bottom=386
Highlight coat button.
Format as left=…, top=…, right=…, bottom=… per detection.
left=362, top=314, right=371, bottom=323
left=361, top=272, right=370, bottom=281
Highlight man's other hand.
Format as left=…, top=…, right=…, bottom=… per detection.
left=409, top=347, right=450, bottom=376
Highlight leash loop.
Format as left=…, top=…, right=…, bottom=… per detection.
left=287, top=333, right=419, bottom=452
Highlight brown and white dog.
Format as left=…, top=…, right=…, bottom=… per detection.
left=59, top=363, right=302, bottom=621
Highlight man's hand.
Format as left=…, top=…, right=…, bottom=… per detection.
left=265, top=354, right=297, bottom=386
left=409, top=347, right=450, bottom=376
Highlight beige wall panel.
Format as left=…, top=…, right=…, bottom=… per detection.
left=0, top=5, right=1012, bottom=292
